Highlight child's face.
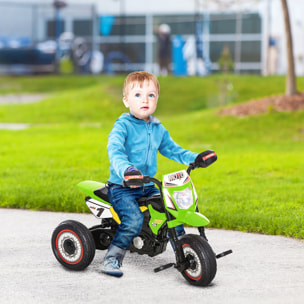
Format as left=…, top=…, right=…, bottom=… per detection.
left=123, top=80, right=159, bottom=122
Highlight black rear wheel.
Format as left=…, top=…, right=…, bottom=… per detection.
left=179, top=234, right=217, bottom=286
left=51, top=220, right=95, bottom=270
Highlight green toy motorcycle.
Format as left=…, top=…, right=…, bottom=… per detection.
left=51, top=151, right=232, bottom=286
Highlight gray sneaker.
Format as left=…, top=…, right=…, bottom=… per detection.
left=101, top=257, right=123, bottom=277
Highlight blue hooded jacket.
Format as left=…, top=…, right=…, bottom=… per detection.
left=107, top=113, right=198, bottom=185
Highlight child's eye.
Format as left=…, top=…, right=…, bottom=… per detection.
left=135, top=93, right=141, bottom=97
left=149, top=94, right=155, bottom=98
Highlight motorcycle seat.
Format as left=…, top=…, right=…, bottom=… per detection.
left=138, top=194, right=164, bottom=212
left=94, top=186, right=109, bottom=202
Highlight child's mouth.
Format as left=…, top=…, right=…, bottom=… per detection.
left=141, top=107, right=149, bottom=110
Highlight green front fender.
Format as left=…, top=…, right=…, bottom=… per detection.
left=183, top=211, right=210, bottom=226
left=77, top=180, right=110, bottom=204
left=167, top=210, right=210, bottom=228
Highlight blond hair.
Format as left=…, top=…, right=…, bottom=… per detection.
left=123, top=71, right=160, bottom=97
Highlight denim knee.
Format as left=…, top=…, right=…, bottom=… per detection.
left=111, top=208, right=144, bottom=249
left=122, top=210, right=144, bottom=236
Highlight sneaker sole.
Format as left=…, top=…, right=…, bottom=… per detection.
left=101, top=269, right=123, bottom=278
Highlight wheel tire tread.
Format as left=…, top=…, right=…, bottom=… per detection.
left=180, top=234, right=217, bottom=286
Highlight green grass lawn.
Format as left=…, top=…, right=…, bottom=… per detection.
left=0, top=74, right=304, bottom=238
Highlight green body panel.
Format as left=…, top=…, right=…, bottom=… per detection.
left=167, top=219, right=183, bottom=229
left=167, top=211, right=209, bottom=228
left=148, top=205, right=167, bottom=235
left=77, top=180, right=111, bottom=205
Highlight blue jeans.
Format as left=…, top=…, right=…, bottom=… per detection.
left=107, top=183, right=185, bottom=250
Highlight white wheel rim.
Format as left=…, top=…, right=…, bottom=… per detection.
left=56, top=230, right=83, bottom=264
left=183, top=245, right=202, bottom=279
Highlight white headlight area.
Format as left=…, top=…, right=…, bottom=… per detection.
left=173, top=187, right=193, bottom=209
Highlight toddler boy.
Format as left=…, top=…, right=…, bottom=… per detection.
left=102, top=71, right=206, bottom=277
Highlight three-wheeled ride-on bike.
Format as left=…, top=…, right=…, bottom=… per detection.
left=51, top=150, right=232, bottom=286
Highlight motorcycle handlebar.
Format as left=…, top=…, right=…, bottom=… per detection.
left=123, top=164, right=195, bottom=188
left=186, top=162, right=195, bottom=175
left=122, top=175, right=162, bottom=188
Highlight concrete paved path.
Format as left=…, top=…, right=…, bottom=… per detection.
left=1, top=208, right=303, bottom=304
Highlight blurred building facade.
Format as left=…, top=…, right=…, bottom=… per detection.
left=0, top=0, right=303, bottom=76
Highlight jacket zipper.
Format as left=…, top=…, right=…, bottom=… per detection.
left=145, top=122, right=152, bottom=171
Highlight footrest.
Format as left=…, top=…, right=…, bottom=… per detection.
left=154, top=262, right=175, bottom=273
left=216, top=249, right=233, bottom=259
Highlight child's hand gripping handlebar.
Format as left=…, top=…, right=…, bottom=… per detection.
left=123, top=167, right=160, bottom=188
left=123, top=166, right=144, bottom=188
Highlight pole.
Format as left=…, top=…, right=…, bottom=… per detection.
left=53, top=1, right=67, bottom=74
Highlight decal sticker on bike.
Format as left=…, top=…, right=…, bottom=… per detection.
left=86, top=198, right=113, bottom=219
left=163, top=170, right=191, bottom=187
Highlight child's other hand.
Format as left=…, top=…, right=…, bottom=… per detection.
left=124, top=167, right=143, bottom=188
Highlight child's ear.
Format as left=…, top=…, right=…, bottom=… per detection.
left=123, top=97, right=129, bottom=108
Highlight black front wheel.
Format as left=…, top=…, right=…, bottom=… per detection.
left=51, top=220, right=96, bottom=270
left=179, top=234, right=217, bottom=286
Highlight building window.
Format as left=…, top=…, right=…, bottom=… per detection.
left=73, top=20, right=93, bottom=36
left=210, top=41, right=235, bottom=63
left=210, top=14, right=237, bottom=34
left=109, top=16, right=146, bottom=36
left=47, top=20, right=65, bottom=39
left=241, top=13, right=261, bottom=34
left=240, top=41, right=261, bottom=62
